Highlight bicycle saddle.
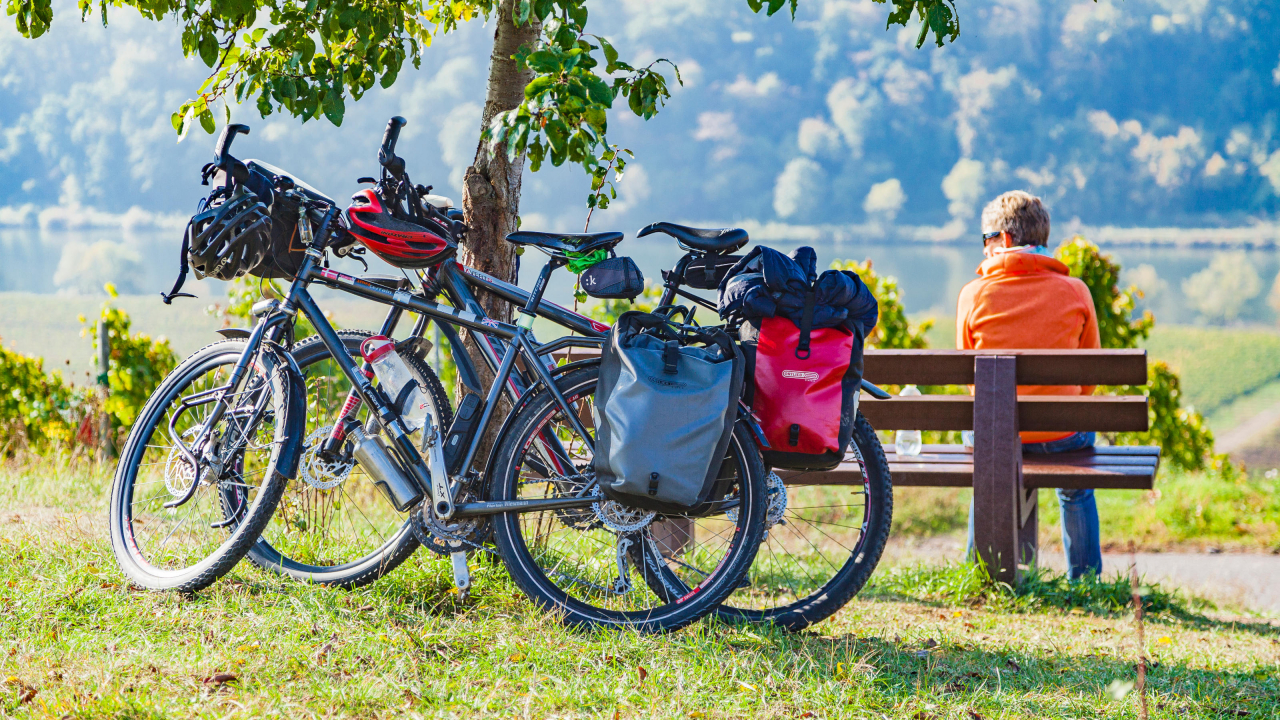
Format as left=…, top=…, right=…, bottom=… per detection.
left=637, top=222, right=748, bottom=253
left=504, top=230, right=624, bottom=255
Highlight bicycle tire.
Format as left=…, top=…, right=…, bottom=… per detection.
left=243, top=330, right=454, bottom=588
left=488, top=366, right=767, bottom=633
left=717, top=412, right=893, bottom=630
left=108, top=339, right=299, bottom=592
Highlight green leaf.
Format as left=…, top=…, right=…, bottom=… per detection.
left=197, top=32, right=218, bottom=67
left=323, top=89, right=345, bottom=126
left=515, top=0, right=530, bottom=26
left=198, top=108, right=216, bottom=134
left=599, top=37, right=619, bottom=74
left=524, top=75, right=555, bottom=99
left=766, top=0, right=786, bottom=16
left=582, top=73, right=612, bottom=106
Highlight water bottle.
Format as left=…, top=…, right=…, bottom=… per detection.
left=894, top=384, right=923, bottom=456
left=360, top=336, right=429, bottom=433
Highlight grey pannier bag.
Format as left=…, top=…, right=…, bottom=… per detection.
left=593, top=310, right=744, bottom=514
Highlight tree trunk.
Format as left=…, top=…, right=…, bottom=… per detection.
left=455, top=0, right=538, bottom=454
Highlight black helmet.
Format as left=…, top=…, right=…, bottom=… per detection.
left=185, top=185, right=272, bottom=280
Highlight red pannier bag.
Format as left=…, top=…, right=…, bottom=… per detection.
left=746, top=313, right=862, bottom=471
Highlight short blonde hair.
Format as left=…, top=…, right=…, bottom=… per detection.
left=980, top=190, right=1050, bottom=247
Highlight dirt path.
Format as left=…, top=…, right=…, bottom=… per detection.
left=882, top=535, right=1280, bottom=615
left=1216, top=397, right=1280, bottom=454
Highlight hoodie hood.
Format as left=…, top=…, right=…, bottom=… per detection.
left=976, top=249, right=1071, bottom=278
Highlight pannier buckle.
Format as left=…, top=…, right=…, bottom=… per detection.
left=648, top=472, right=660, bottom=496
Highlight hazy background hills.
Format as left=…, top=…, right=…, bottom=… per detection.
left=1, top=0, right=1279, bottom=318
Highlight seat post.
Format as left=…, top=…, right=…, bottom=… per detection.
left=518, top=257, right=565, bottom=329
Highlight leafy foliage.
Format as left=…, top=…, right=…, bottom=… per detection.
left=0, top=342, right=85, bottom=454
left=830, top=259, right=931, bottom=350
left=486, top=0, right=676, bottom=191
left=1054, top=238, right=1218, bottom=472
left=84, top=285, right=179, bottom=432
left=1054, top=236, right=1154, bottom=350
left=744, top=0, right=959, bottom=48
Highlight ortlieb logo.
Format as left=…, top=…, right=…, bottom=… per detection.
left=782, top=370, right=819, bottom=382
left=645, top=375, right=687, bottom=389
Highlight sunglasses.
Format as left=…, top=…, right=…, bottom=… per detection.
left=982, top=230, right=1003, bottom=244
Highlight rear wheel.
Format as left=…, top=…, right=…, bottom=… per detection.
left=488, top=367, right=767, bottom=633
left=243, top=330, right=453, bottom=588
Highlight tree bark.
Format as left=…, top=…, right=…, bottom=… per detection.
left=455, top=0, right=538, bottom=452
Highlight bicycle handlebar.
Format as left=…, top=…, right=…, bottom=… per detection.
left=378, top=116, right=407, bottom=173
left=214, top=124, right=250, bottom=166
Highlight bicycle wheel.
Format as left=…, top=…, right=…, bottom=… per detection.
left=108, top=339, right=299, bottom=592
left=488, top=366, right=767, bottom=633
left=715, top=412, right=893, bottom=630
left=243, top=330, right=454, bottom=587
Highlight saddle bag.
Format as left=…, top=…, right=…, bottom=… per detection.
left=580, top=255, right=644, bottom=300
left=593, top=311, right=744, bottom=513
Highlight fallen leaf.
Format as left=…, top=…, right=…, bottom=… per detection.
left=963, top=622, right=977, bottom=630
left=637, top=666, right=648, bottom=685
left=508, top=652, right=525, bottom=662
left=798, top=713, right=815, bottom=718
left=203, top=673, right=238, bottom=686
left=1156, top=636, right=1172, bottom=645
left=952, top=610, right=964, bottom=618
left=18, top=687, right=36, bottom=704
left=737, top=681, right=757, bottom=692
left=967, top=711, right=987, bottom=720
left=922, top=638, right=938, bottom=649
left=688, top=712, right=705, bottom=719
left=1006, top=659, right=1020, bottom=673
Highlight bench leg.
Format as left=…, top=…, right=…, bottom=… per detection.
left=972, top=355, right=1023, bottom=585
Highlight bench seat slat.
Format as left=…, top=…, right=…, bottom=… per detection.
left=882, top=452, right=1158, bottom=468
left=863, top=349, right=1148, bottom=386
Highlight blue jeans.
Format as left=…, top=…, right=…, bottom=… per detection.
left=966, top=432, right=1103, bottom=580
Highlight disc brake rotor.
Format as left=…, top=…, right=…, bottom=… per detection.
left=163, top=428, right=203, bottom=497
left=299, top=428, right=355, bottom=491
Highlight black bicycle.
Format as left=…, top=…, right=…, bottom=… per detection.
left=110, top=121, right=768, bottom=634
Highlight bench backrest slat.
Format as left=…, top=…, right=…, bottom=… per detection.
left=863, top=349, right=1148, bottom=386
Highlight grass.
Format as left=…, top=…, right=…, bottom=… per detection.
left=1, top=458, right=1278, bottom=718
left=1141, top=325, right=1280, bottom=416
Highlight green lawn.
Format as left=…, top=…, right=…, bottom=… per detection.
left=1, top=459, right=1277, bottom=719
left=1141, top=325, right=1280, bottom=416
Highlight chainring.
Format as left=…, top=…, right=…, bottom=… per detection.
left=412, top=498, right=489, bottom=555
left=299, top=428, right=355, bottom=491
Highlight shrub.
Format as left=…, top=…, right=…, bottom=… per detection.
left=0, top=342, right=87, bottom=454
left=207, top=275, right=327, bottom=339
left=83, top=285, right=179, bottom=433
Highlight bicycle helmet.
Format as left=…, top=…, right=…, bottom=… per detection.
left=186, top=185, right=272, bottom=280
left=345, top=188, right=456, bottom=269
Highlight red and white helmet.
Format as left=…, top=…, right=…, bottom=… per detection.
left=344, top=188, right=456, bottom=269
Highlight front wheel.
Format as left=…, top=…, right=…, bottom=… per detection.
left=488, top=366, right=767, bottom=633
left=108, top=340, right=299, bottom=592
left=716, top=412, right=894, bottom=630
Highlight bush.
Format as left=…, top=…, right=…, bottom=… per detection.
left=206, top=276, right=326, bottom=339
left=829, top=259, right=931, bottom=349
left=83, top=284, right=179, bottom=433
left=0, top=342, right=87, bottom=454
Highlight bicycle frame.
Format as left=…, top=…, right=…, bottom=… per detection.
left=209, top=201, right=602, bottom=523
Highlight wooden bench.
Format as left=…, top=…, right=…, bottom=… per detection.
left=779, top=349, right=1159, bottom=583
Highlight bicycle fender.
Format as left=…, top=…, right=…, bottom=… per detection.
left=257, top=341, right=307, bottom=479
left=480, top=358, right=601, bottom=488
left=736, top=403, right=770, bottom=450
left=216, top=328, right=251, bottom=340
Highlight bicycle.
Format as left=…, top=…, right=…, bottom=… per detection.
left=112, top=120, right=769, bottom=634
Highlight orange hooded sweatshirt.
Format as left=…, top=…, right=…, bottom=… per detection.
left=956, top=248, right=1101, bottom=443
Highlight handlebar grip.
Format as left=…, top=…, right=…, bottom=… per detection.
left=380, top=116, right=407, bottom=159
left=214, top=124, right=250, bottom=164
